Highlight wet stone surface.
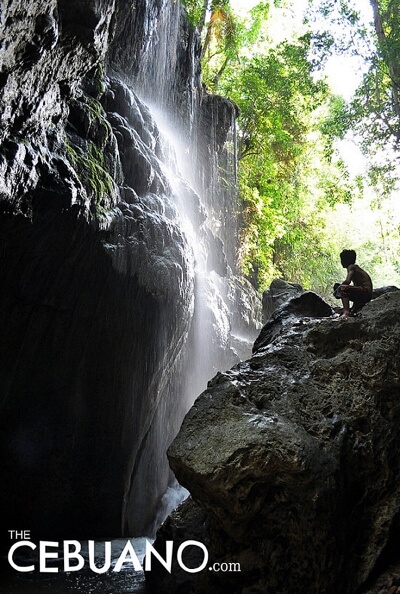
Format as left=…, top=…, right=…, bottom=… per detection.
left=149, top=290, right=400, bottom=594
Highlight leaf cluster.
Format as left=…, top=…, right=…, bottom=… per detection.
left=217, top=32, right=354, bottom=290
left=308, top=0, right=400, bottom=156
left=184, top=0, right=362, bottom=291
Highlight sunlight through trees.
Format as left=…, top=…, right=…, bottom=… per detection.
left=182, top=0, right=400, bottom=295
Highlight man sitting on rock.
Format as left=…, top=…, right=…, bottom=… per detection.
left=333, top=249, right=373, bottom=318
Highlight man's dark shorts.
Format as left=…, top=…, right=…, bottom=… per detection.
left=333, top=284, right=372, bottom=306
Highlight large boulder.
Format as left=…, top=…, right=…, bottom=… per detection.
left=149, top=290, right=400, bottom=593
left=372, top=285, right=400, bottom=299
left=261, top=278, right=303, bottom=322
left=254, top=290, right=334, bottom=353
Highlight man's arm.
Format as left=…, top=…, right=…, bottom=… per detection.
left=342, top=264, right=355, bottom=285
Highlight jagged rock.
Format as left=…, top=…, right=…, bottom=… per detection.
left=254, top=290, right=334, bottom=353
left=229, top=276, right=263, bottom=338
left=0, top=0, right=247, bottom=548
left=372, top=285, right=400, bottom=299
left=155, top=291, right=400, bottom=594
left=262, top=278, right=304, bottom=322
left=145, top=497, right=210, bottom=593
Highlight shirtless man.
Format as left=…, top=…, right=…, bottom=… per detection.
left=335, top=249, right=373, bottom=318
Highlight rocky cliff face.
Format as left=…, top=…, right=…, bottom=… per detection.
left=149, top=290, right=400, bottom=593
left=0, top=0, right=261, bottom=544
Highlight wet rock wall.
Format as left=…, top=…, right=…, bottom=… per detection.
left=0, top=0, right=259, bottom=545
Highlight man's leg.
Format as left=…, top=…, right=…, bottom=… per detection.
left=342, top=286, right=370, bottom=316
left=351, top=298, right=369, bottom=315
left=340, top=294, right=351, bottom=317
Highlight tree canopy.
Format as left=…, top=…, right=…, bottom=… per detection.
left=182, top=0, right=400, bottom=295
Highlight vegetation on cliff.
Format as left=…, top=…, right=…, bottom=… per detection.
left=182, top=0, right=400, bottom=295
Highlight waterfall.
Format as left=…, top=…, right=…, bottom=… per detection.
left=102, top=0, right=249, bottom=535
left=145, top=100, right=237, bottom=392
left=99, top=75, right=239, bottom=536
left=0, top=0, right=262, bottom=549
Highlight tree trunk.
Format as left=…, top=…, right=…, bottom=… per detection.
left=369, top=0, right=400, bottom=130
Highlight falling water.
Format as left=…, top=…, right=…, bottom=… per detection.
left=0, top=80, right=239, bottom=594
left=110, top=0, right=250, bottom=538
left=0, top=2, right=260, bottom=592
left=81, top=62, right=243, bottom=544
left=145, top=102, right=236, bottom=400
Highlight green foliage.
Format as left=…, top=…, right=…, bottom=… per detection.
left=189, top=0, right=400, bottom=292
left=214, top=28, right=356, bottom=290
left=309, top=0, right=400, bottom=153
left=197, top=1, right=273, bottom=90
left=65, top=94, right=115, bottom=218
left=180, top=0, right=207, bottom=26
left=319, top=96, right=351, bottom=156
left=66, top=139, right=115, bottom=208
left=201, top=3, right=241, bottom=89
left=323, top=192, right=400, bottom=289
left=221, top=37, right=329, bottom=156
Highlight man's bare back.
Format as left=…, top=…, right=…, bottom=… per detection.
left=346, top=264, right=373, bottom=293
left=336, top=250, right=373, bottom=318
